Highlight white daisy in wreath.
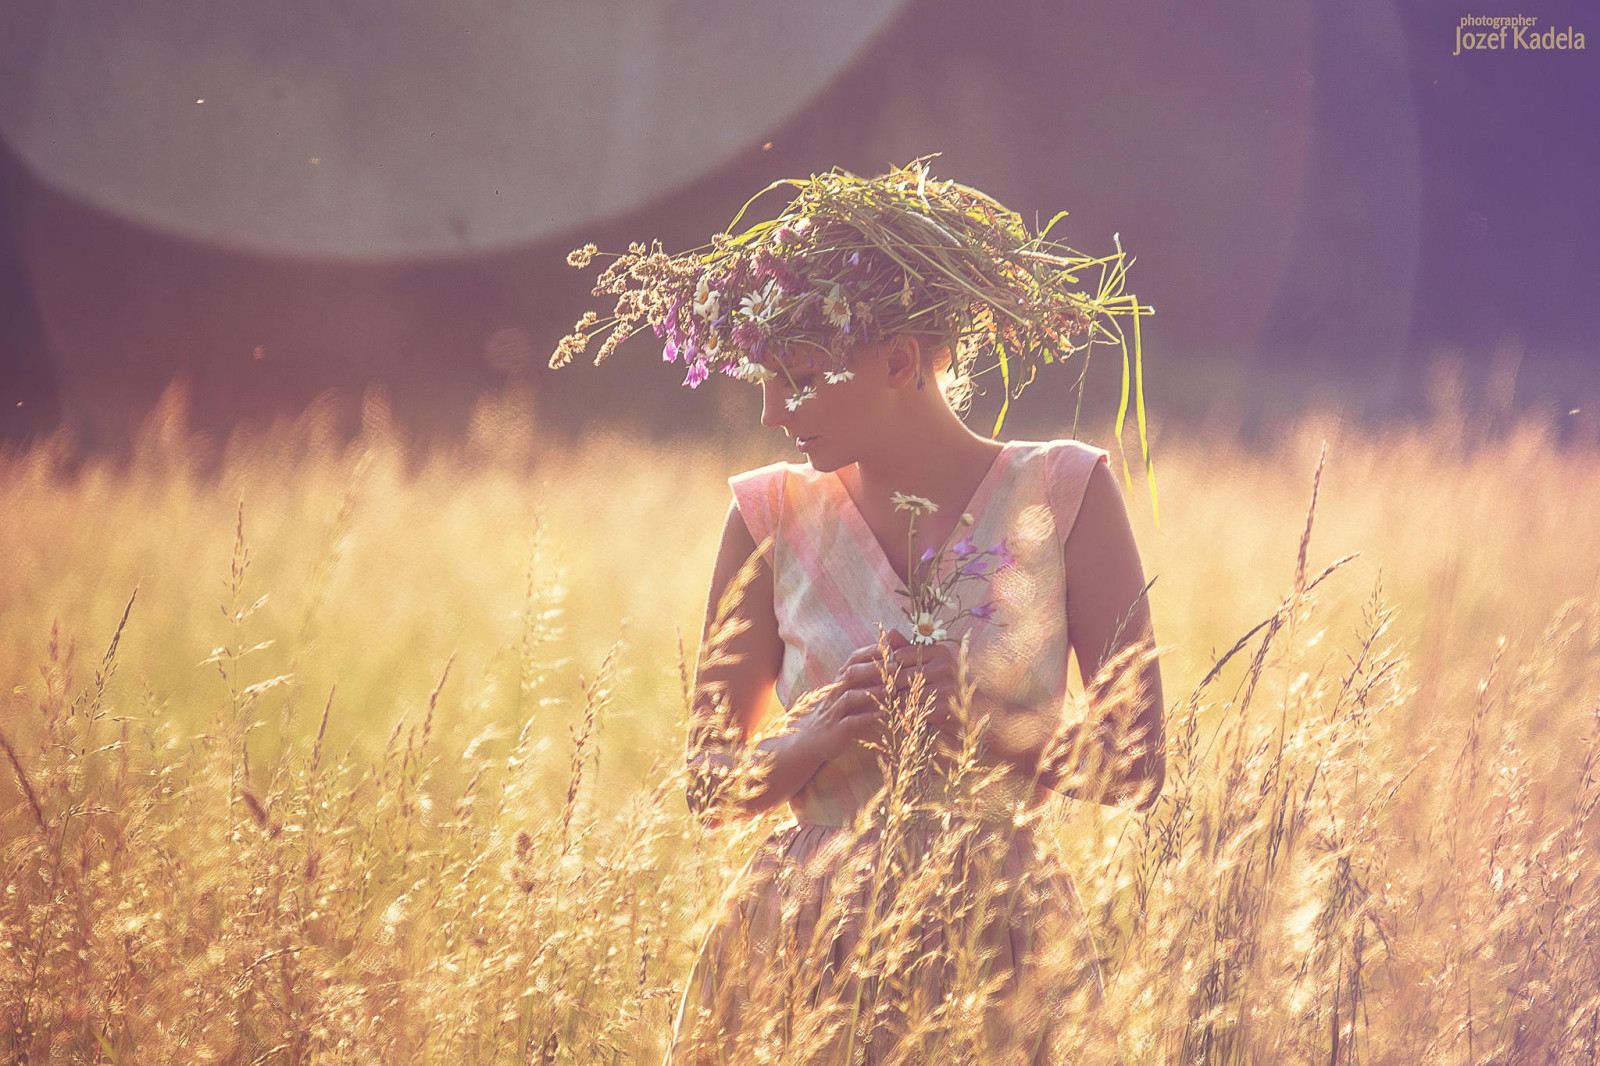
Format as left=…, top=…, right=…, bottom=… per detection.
left=731, top=361, right=774, bottom=384
left=740, top=278, right=783, bottom=323
left=822, top=284, right=851, bottom=329
left=692, top=277, right=720, bottom=321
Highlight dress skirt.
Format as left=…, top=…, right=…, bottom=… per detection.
left=665, top=815, right=1105, bottom=1066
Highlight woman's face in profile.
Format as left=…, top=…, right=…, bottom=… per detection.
left=756, top=344, right=889, bottom=472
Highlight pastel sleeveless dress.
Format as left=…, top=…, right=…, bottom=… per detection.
left=667, top=439, right=1113, bottom=1066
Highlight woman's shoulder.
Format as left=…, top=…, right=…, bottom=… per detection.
left=726, top=460, right=832, bottom=544
left=1002, top=437, right=1112, bottom=482
left=1003, top=436, right=1110, bottom=460
left=726, top=459, right=834, bottom=507
left=1002, top=438, right=1114, bottom=542
left=727, top=458, right=822, bottom=488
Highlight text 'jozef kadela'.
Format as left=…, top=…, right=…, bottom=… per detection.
left=1454, top=16, right=1586, bottom=55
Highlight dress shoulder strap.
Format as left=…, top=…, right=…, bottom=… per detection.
left=727, top=461, right=792, bottom=559
left=1042, top=439, right=1113, bottom=545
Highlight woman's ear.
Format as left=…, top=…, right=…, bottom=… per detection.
left=882, top=335, right=924, bottom=389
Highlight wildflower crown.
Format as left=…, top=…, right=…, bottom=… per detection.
left=551, top=156, right=1153, bottom=441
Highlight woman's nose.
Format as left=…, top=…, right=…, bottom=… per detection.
left=759, top=384, right=788, bottom=430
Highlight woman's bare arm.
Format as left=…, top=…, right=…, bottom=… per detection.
left=686, top=501, right=835, bottom=822
left=1056, top=460, right=1166, bottom=809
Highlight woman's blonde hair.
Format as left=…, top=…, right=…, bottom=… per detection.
left=910, top=334, right=975, bottom=418
left=829, top=331, right=973, bottom=418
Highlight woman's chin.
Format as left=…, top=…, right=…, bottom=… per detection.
left=798, top=446, right=844, bottom=473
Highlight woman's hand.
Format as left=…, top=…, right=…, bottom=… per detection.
left=800, top=631, right=986, bottom=764
left=880, top=632, right=973, bottom=751
left=801, top=639, right=910, bottom=761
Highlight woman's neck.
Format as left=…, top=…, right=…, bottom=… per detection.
left=850, top=412, right=1000, bottom=510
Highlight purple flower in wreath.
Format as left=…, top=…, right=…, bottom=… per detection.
left=971, top=602, right=997, bottom=621
left=683, top=361, right=710, bottom=388
left=731, top=321, right=762, bottom=349
left=919, top=546, right=938, bottom=564
left=952, top=535, right=977, bottom=558
left=751, top=247, right=779, bottom=278
left=663, top=336, right=679, bottom=363
left=774, top=264, right=806, bottom=295
left=961, top=558, right=988, bottom=576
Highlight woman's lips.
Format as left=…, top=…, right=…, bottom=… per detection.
left=796, top=436, right=821, bottom=450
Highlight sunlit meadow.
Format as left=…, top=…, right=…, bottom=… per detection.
left=2, top=380, right=1597, bottom=1063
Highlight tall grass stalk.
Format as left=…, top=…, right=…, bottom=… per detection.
left=1, top=386, right=1596, bottom=1062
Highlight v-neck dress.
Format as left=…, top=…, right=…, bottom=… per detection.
left=667, top=439, right=1112, bottom=1066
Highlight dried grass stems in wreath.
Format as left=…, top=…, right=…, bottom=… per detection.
left=552, top=157, right=1157, bottom=510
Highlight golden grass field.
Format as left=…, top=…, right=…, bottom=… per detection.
left=2, top=381, right=1598, bottom=1064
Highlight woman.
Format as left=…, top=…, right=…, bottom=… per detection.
left=554, top=161, right=1164, bottom=1064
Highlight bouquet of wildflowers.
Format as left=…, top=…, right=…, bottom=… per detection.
left=552, top=157, right=1154, bottom=466
left=888, top=492, right=1015, bottom=646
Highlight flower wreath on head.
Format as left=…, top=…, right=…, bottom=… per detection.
left=551, top=156, right=1157, bottom=512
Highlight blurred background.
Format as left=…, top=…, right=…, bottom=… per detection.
left=4, top=8, right=1600, bottom=1059
left=0, top=0, right=1594, bottom=455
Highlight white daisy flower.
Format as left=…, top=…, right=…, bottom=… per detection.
left=731, top=362, right=774, bottom=384
left=908, top=612, right=947, bottom=645
left=823, top=368, right=855, bottom=385
left=784, top=386, right=818, bottom=412
left=692, top=278, right=720, bottom=321
left=822, top=284, right=851, bottom=329
left=890, top=492, right=938, bottom=515
left=740, top=278, right=783, bottom=323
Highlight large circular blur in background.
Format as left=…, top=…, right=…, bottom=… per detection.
left=0, top=0, right=907, bottom=259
